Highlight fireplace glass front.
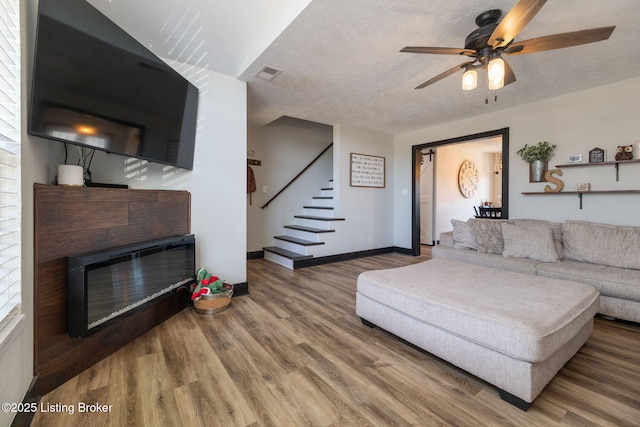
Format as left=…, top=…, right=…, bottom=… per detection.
left=68, top=234, right=195, bottom=337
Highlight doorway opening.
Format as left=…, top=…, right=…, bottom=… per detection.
left=411, top=128, right=510, bottom=256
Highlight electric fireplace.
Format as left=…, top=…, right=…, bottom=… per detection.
left=68, top=234, right=195, bottom=338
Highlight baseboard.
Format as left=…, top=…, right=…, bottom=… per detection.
left=247, top=251, right=264, bottom=260
left=392, top=246, right=413, bottom=255
left=294, top=246, right=414, bottom=269
left=10, top=376, right=40, bottom=427
left=232, top=281, right=250, bottom=296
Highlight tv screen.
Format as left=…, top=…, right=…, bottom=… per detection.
left=29, top=0, right=198, bottom=170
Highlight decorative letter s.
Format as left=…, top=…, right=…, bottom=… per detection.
left=544, top=169, right=564, bottom=193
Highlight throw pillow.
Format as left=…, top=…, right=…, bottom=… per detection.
left=451, top=219, right=477, bottom=250
left=511, top=218, right=564, bottom=259
left=468, top=218, right=511, bottom=254
left=501, top=223, right=559, bottom=262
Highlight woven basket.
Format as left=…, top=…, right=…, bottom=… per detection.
left=193, top=285, right=234, bottom=314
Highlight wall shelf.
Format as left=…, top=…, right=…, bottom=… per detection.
left=521, top=190, right=640, bottom=209
left=523, top=159, right=640, bottom=208
left=555, top=159, right=640, bottom=181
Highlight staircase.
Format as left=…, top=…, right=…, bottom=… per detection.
left=263, top=181, right=344, bottom=269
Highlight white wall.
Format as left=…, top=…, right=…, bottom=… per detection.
left=246, top=117, right=333, bottom=253
left=333, top=124, right=395, bottom=252
left=394, top=77, right=640, bottom=249
left=489, top=153, right=503, bottom=207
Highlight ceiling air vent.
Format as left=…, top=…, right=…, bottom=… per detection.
left=255, top=65, right=282, bottom=81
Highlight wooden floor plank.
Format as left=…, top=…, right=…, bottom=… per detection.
left=31, top=251, right=640, bottom=426
left=135, top=351, right=182, bottom=427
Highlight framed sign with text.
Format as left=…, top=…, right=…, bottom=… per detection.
left=350, top=153, right=385, bottom=188
left=589, top=147, right=606, bottom=163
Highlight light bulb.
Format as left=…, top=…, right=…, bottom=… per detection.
left=462, top=68, right=477, bottom=91
left=76, top=124, right=96, bottom=135
left=487, top=56, right=505, bottom=90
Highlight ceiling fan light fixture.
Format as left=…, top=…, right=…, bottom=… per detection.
left=487, top=56, right=505, bottom=90
left=462, top=67, right=477, bottom=91
left=401, top=3, right=616, bottom=93
left=488, top=74, right=504, bottom=90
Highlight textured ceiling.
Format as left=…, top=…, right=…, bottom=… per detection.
left=87, top=0, right=311, bottom=76
left=88, top=0, right=640, bottom=135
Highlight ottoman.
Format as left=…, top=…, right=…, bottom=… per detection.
left=356, top=258, right=599, bottom=410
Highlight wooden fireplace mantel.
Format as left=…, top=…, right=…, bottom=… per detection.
left=33, top=184, right=191, bottom=395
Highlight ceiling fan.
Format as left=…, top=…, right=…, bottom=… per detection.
left=401, top=0, right=615, bottom=91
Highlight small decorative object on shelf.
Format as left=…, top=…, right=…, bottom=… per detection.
left=614, top=145, right=633, bottom=161
left=516, top=141, right=556, bottom=182
left=577, top=183, right=591, bottom=192
left=567, top=154, right=583, bottom=163
left=589, top=147, right=606, bottom=163
left=544, top=169, right=564, bottom=193
left=191, top=267, right=234, bottom=314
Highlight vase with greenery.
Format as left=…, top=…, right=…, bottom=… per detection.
left=516, top=141, right=556, bottom=182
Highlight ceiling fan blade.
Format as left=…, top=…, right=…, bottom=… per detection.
left=415, top=61, right=474, bottom=89
left=490, top=0, right=547, bottom=48
left=401, top=46, right=476, bottom=56
left=505, top=26, right=616, bottom=55
left=503, top=58, right=516, bottom=86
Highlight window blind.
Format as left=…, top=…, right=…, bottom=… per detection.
left=0, top=0, right=21, bottom=330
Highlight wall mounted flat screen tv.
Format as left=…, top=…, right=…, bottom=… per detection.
left=29, top=0, right=199, bottom=170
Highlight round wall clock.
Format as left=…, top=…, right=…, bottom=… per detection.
left=458, top=160, right=479, bottom=198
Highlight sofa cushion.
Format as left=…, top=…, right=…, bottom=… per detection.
left=536, top=260, right=640, bottom=302
left=511, top=218, right=564, bottom=259
left=502, top=222, right=559, bottom=263
left=451, top=219, right=477, bottom=250
left=356, top=258, right=599, bottom=363
left=468, top=218, right=511, bottom=254
left=432, top=245, right=541, bottom=275
left=562, top=220, right=640, bottom=270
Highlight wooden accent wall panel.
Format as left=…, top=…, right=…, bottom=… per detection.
left=33, top=184, right=191, bottom=395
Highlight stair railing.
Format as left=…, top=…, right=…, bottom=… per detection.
left=261, top=142, right=333, bottom=209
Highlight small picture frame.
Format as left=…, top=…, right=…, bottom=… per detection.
left=589, top=147, right=606, bottom=163
left=577, top=183, right=591, bottom=192
left=567, top=154, right=583, bottom=163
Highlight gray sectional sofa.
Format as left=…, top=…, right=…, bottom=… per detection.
left=433, top=218, right=640, bottom=323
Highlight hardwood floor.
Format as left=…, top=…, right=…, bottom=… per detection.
left=30, top=253, right=640, bottom=426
